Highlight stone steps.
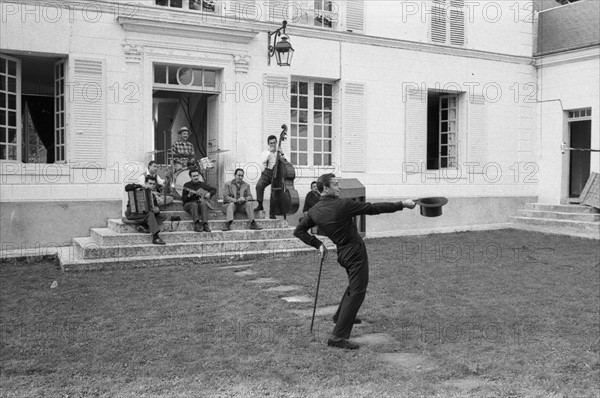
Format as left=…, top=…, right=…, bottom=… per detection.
left=517, top=210, right=600, bottom=222
left=107, top=218, right=287, bottom=234
left=72, top=236, right=317, bottom=260
left=91, top=225, right=295, bottom=246
left=59, top=199, right=333, bottom=270
left=511, top=203, right=600, bottom=238
left=523, top=203, right=600, bottom=214
left=58, top=245, right=326, bottom=272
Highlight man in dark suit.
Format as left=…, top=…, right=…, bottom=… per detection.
left=294, top=173, right=416, bottom=350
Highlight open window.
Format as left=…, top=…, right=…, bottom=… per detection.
left=0, top=54, right=65, bottom=163
left=427, top=92, right=458, bottom=169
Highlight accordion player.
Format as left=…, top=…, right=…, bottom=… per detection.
left=124, top=179, right=167, bottom=245
left=128, top=187, right=154, bottom=214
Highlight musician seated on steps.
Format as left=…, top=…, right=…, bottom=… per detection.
left=138, top=160, right=173, bottom=207
left=182, top=168, right=217, bottom=233
left=255, top=134, right=285, bottom=219
left=222, top=168, right=262, bottom=231
left=125, top=175, right=167, bottom=245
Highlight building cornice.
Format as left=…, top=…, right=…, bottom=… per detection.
left=534, top=45, right=600, bottom=69
left=117, top=15, right=259, bottom=44
left=7, top=0, right=534, bottom=66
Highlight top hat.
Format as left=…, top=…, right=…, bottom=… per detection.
left=414, top=197, right=448, bottom=217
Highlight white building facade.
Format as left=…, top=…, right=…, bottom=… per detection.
left=1, top=0, right=595, bottom=248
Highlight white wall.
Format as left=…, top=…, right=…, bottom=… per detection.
left=536, top=50, right=600, bottom=203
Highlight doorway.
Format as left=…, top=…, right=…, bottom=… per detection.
left=568, top=119, right=592, bottom=198
left=152, top=90, right=219, bottom=192
left=152, top=90, right=216, bottom=163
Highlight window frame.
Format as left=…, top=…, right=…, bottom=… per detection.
left=289, top=80, right=335, bottom=168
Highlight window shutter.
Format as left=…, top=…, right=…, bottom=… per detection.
left=342, top=82, right=366, bottom=172
left=404, top=90, right=427, bottom=167
left=345, top=0, right=364, bottom=33
left=263, top=74, right=291, bottom=152
left=68, top=58, right=106, bottom=168
left=467, top=94, right=486, bottom=166
left=449, top=0, right=465, bottom=46
left=431, top=0, right=447, bottom=43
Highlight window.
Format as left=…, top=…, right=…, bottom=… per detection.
left=568, top=108, right=592, bottom=119
left=427, top=92, right=458, bottom=169
left=155, top=0, right=217, bottom=13
left=153, top=64, right=217, bottom=91
left=0, top=54, right=64, bottom=163
left=431, top=0, right=465, bottom=46
left=270, top=1, right=338, bottom=29
left=313, top=0, right=336, bottom=28
left=290, top=81, right=333, bottom=166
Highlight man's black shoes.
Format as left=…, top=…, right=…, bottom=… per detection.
left=202, top=222, right=211, bottom=233
left=327, top=338, right=359, bottom=350
left=222, top=221, right=232, bottom=231
left=249, top=220, right=262, bottom=230
left=193, top=222, right=202, bottom=232
left=152, top=237, right=166, bottom=245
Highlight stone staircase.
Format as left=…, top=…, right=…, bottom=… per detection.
left=511, top=203, right=600, bottom=239
left=58, top=201, right=332, bottom=271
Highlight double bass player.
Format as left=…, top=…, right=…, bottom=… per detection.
left=255, top=135, right=283, bottom=219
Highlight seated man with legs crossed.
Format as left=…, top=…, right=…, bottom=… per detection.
left=182, top=168, right=217, bottom=233
left=125, top=175, right=167, bottom=245
left=222, top=168, right=262, bottom=231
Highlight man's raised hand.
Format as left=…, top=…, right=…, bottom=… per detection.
left=402, top=199, right=416, bottom=209
left=319, top=244, right=327, bottom=259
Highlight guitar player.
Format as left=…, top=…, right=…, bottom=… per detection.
left=182, top=168, right=217, bottom=232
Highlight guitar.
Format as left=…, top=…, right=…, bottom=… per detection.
left=182, top=185, right=219, bottom=210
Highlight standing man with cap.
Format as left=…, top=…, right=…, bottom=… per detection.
left=171, top=127, right=196, bottom=171
left=293, top=173, right=416, bottom=350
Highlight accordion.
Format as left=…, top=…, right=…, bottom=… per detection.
left=128, top=188, right=154, bottom=214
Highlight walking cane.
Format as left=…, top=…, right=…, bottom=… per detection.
left=310, top=251, right=326, bottom=334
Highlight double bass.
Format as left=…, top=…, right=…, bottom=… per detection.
left=270, top=124, right=300, bottom=217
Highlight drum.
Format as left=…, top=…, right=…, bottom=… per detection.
left=172, top=167, right=204, bottom=200
left=199, top=157, right=215, bottom=170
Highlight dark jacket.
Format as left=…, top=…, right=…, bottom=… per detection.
left=294, top=196, right=403, bottom=265
left=302, top=191, right=321, bottom=213
left=182, top=180, right=217, bottom=204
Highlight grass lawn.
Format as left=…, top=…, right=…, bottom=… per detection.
left=1, top=229, right=598, bottom=397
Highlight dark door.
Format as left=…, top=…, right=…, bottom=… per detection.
left=569, top=120, right=591, bottom=198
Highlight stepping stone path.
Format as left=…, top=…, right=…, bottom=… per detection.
left=353, top=333, right=397, bottom=346
left=281, top=295, right=312, bottom=303
left=234, top=269, right=257, bottom=277
left=228, top=264, right=450, bottom=381
left=264, top=285, right=301, bottom=292
left=289, top=305, right=338, bottom=317
left=379, top=353, right=439, bottom=372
